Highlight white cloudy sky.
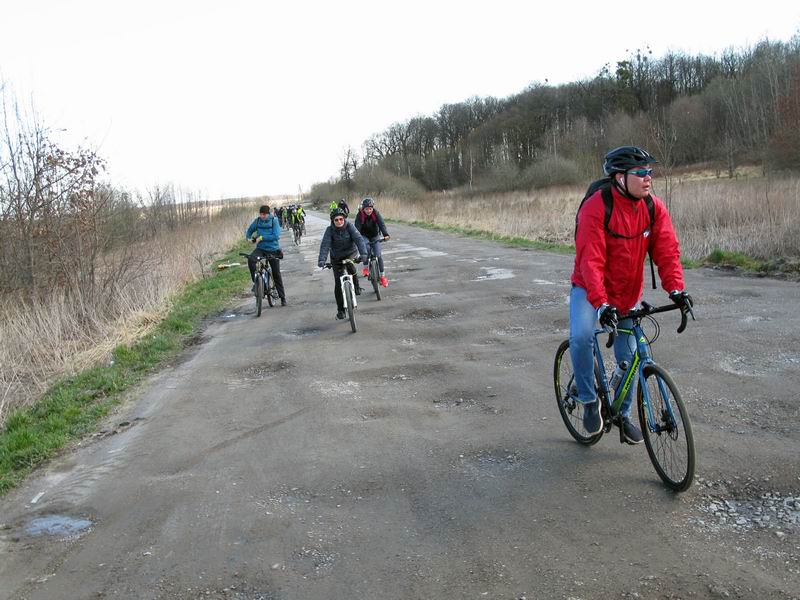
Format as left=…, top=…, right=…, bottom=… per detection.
left=1, top=0, right=798, bottom=198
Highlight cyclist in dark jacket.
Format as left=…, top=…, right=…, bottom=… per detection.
left=571, top=146, right=692, bottom=442
left=318, top=207, right=368, bottom=319
left=245, top=205, right=287, bottom=306
left=355, top=197, right=390, bottom=287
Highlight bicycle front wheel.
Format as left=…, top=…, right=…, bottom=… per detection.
left=343, top=280, right=357, bottom=333
left=553, top=340, right=603, bottom=445
left=369, top=260, right=381, bottom=300
left=255, top=276, right=263, bottom=317
left=265, top=272, right=274, bottom=307
left=637, top=364, right=695, bottom=492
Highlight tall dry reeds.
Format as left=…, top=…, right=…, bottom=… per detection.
left=377, top=174, right=800, bottom=260
left=0, top=206, right=252, bottom=426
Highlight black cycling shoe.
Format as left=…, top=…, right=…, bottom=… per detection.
left=621, top=417, right=644, bottom=444
left=354, top=286, right=362, bottom=296
left=336, top=310, right=346, bottom=320
left=280, top=298, right=287, bottom=306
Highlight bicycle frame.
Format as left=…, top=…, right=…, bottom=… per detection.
left=592, top=318, right=677, bottom=435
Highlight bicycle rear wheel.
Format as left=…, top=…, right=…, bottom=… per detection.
left=553, top=340, right=604, bottom=445
left=343, top=280, right=357, bottom=333
left=369, top=259, right=381, bottom=300
left=255, top=276, right=263, bottom=317
left=637, top=364, right=695, bottom=492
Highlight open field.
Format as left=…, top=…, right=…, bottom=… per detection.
left=376, top=173, right=800, bottom=263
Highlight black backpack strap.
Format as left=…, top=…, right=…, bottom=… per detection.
left=644, top=194, right=656, bottom=289
left=601, top=185, right=614, bottom=231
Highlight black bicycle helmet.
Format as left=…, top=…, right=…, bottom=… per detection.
left=362, top=197, right=375, bottom=208
left=330, top=207, right=346, bottom=219
left=602, top=146, right=658, bottom=176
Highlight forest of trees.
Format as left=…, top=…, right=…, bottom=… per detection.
left=311, top=35, right=800, bottom=200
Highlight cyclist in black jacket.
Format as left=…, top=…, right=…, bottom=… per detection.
left=318, top=207, right=368, bottom=319
left=355, top=197, right=390, bottom=287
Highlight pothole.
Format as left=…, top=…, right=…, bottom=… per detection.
left=394, top=308, right=456, bottom=322
left=457, top=450, right=526, bottom=478
left=24, top=515, right=93, bottom=538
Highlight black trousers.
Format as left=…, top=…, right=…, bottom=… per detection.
left=331, top=255, right=360, bottom=311
left=248, top=249, right=285, bottom=299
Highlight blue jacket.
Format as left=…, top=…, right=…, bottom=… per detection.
left=318, top=221, right=367, bottom=265
left=246, top=215, right=281, bottom=252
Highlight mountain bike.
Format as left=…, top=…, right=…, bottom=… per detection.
left=553, top=301, right=696, bottom=491
left=323, top=258, right=358, bottom=333
left=364, top=238, right=389, bottom=300
left=240, top=252, right=280, bottom=317
left=292, top=219, right=303, bottom=245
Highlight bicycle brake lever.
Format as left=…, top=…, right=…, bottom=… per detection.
left=605, top=325, right=617, bottom=349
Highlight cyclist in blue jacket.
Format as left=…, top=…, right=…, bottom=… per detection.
left=245, top=205, right=287, bottom=306
left=318, top=207, right=367, bottom=319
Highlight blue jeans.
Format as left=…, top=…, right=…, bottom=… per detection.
left=569, top=286, right=636, bottom=417
left=367, top=238, right=384, bottom=273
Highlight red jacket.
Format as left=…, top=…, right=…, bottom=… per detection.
left=571, top=185, right=684, bottom=311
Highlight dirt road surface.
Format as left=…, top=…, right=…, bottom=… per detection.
left=1, top=214, right=798, bottom=600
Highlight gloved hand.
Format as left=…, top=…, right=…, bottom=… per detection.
left=318, top=261, right=325, bottom=269
left=359, top=256, right=367, bottom=265
left=597, top=304, right=619, bottom=329
left=669, top=290, right=693, bottom=310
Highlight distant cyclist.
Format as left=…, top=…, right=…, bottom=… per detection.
left=318, top=207, right=367, bottom=320
left=355, top=197, right=390, bottom=287
left=571, top=146, right=692, bottom=442
left=245, top=204, right=287, bottom=306
left=338, top=198, right=350, bottom=217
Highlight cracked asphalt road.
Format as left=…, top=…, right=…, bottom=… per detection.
left=1, top=213, right=798, bottom=600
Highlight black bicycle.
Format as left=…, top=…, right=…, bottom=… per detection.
left=553, top=302, right=696, bottom=491
left=364, top=238, right=389, bottom=300
left=292, top=219, right=303, bottom=245
left=240, top=252, right=280, bottom=317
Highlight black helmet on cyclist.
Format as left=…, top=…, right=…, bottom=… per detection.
left=602, top=146, right=658, bottom=176
left=362, top=197, right=375, bottom=208
left=330, top=207, right=346, bottom=219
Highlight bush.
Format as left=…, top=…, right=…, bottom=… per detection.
left=518, top=155, right=584, bottom=189
left=353, top=166, right=427, bottom=200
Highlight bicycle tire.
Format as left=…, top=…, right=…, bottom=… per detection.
left=343, top=280, right=357, bottom=333
left=370, top=259, right=381, bottom=300
left=255, top=275, right=263, bottom=317
left=294, top=227, right=301, bottom=245
left=265, top=271, right=274, bottom=307
left=637, top=364, right=695, bottom=492
left=553, top=340, right=604, bottom=445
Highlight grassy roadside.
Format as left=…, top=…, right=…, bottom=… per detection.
left=0, top=241, right=252, bottom=496
left=385, top=218, right=574, bottom=254
left=388, top=218, right=800, bottom=276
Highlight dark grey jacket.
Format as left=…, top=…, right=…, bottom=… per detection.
left=318, top=221, right=367, bottom=265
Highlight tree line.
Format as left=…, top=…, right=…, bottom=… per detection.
left=311, top=35, right=800, bottom=201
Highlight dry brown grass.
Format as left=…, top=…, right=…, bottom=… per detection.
left=377, top=173, right=800, bottom=260
left=0, top=207, right=252, bottom=424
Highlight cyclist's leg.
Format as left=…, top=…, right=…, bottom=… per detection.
left=269, top=257, right=286, bottom=299
left=332, top=262, right=346, bottom=311
left=372, top=238, right=384, bottom=274
left=613, top=318, right=637, bottom=417
left=344, top=253, right=361, bottom=291
left=568, top=285, right=598, bottom=405
left=248, top=248, right=267, bottom=282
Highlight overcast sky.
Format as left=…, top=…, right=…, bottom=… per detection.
left=1, top=0, right=798, bottom=198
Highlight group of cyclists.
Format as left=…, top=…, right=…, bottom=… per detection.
left=245, top=196, right=391, bottom=320
left=276, top=204, right=306, bottom=232
left=245, top=145, right=695, bottom=446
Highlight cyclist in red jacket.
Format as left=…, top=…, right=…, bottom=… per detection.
left=571, top=146, right=693, bottom=442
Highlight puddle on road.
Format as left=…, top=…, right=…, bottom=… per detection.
left=472, top=267, right=514, bottom=281
left=25, top=515, right=93, bottom=537
left=278, top=327, right=322, bottom=339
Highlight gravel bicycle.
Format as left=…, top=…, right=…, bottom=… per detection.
left=364, top=238, right=389, bottom=300
left=553, top=301, right=696, bottom=491
left=323, top=258, right=358, bottom=333
left=240, top=252, right=280, bottom=317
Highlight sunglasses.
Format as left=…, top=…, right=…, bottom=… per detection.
left=628, top=168, right=653, bottom=178
left=333, top=216, right=345, bottom=222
